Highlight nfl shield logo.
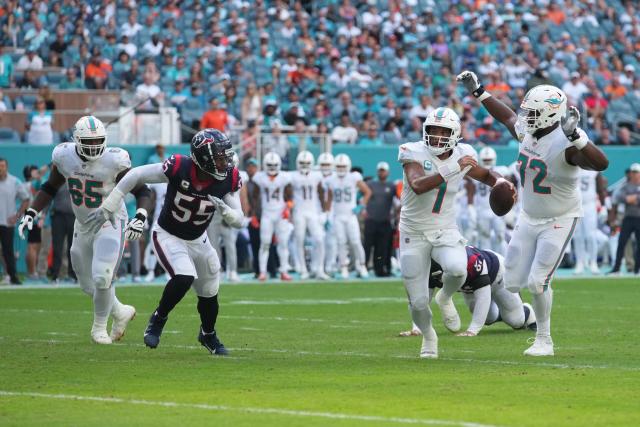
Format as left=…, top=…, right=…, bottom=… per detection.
left=180, top=180, right=190, bottom=190
left=423, top=160, right=432, bottom=171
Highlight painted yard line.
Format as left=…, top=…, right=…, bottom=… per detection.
left=0, top=308, right=407, bottom=326
left=0, top=390, right=502, bottom=427
left=11, top=338, right=640, bottom=372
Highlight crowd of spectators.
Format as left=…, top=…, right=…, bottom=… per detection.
left=1, top=0, right=640, bottom=146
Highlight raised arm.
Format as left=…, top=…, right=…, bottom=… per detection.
left=561, top=106, right=609, bottom=172
left=457, top=71, right=519, bottom=139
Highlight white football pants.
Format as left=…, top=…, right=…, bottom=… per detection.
left=293, top=210, right=325, bottom=275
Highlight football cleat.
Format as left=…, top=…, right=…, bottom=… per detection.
left=227, top=271, right=240, bottom=282
left=110, top=304, right=136, bottom=341
left=91, top=326, right=112, bottom=345
left=589, top=262, right=600, bottom=275
left=434, top=290, right=461, bottom=332
left=315, top=271, right=330, bottom=281
left=357, top=265, right=369, bottom=279
left=340, top=266, right=350, bottom=280
left=524, top=336, right=554, bottom=356
left=198, top=328, right=229, bottom=356
left=399, top=328, right=422, bottom=337
left=280, top=272, right=292, bottom=281
left=300, top=271, right=310, bottom=280
left=573, top=262, right=584, bottom=275
left=258, top=273, right=267, bottom=282
left=143, top=311, right=168, bottom=349
left=419, top=327, right=438, bottom=359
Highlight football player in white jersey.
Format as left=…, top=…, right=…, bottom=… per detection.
left=573, top=169, right=607, bottom=274
left=398, top=107, right=506, bottom=358
left=325, top=154, right=371, bottom=279
left=466, top=147, right=510, bottom=255
left=458, top=71, right=608, bottom=356
left=207, top=153, right=249, bottom=282
left=18, top=116, right=148, bottom=344
left=290, top=151, right=330, bottom=280
left=318, top=153, right=338, bottom=276
left=251, top=152, right=294, bottom=281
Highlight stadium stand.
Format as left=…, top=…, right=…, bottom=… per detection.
left=0, top=0, right=639, bottom=150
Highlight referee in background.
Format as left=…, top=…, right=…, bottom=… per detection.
left=364, top=162, right=398, bottom=277
left=609, top=162, right=640, bottom=275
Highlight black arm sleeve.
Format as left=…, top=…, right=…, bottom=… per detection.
left=41, top=181, right=60, bottom=197
left=131, top=184, right=152, bottom=201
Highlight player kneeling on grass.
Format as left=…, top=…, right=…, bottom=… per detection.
left=399, top=246, right=537, bottom=337
left=458, top=71, right=608, bottom=356
left=87, top=129, right=243, bottom=356
left=18, top=116, right=148, bottom=344
left=398, top=107, right=510, bottom=359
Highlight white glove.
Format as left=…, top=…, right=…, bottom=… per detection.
left=207, top=195, right=228, bottom=214
left=561, top=106, right=580, bottom=138
left=86, top=188, right=124, bottom=234
left=456, top=70, right=481, bottom=93
left=125, top=208, right=147, bottom=240
left=18, top=208, right=38, bottom=239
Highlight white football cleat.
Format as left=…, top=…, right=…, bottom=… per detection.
left=110, top=304, right=136, bottom=341
left=340, top=266, right=350, bottom=280
left=434, top=290, right=461, bottom=332
left=398, top=328, right=421, bottom=337
left=419, top=327, right=438, bottom=359
left=91, top=326, right=112, bottom=345
left=573, top=262, right=584, bottom=275
left=300, top=271, right=310, bottom=280
left=227, top=271, right=241, bottom=282
left=315, top=271, right=330, bottom=280
left=524, top=336, right=554, bottom=356
left=589, top=262, right=600, bottom=275
left=357, top=265, right=369, bottom=279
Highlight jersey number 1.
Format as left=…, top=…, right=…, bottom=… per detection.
left=517, top=153, right=551, bottom=194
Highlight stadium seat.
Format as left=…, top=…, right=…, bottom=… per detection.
left=0, top=128, right=21, bottom=143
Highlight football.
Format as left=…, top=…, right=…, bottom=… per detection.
left=490, top=180, right=517, bottom=216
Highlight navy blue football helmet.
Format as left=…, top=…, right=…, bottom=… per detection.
left=190, top=129, right=233, bottom=180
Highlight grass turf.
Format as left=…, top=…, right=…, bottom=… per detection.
left=0, top=278, right=638, bottom=427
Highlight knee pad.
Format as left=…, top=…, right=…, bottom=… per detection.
left=409, top=295, right=429, bottom=312
left=260, top=242, right=271, bottom=252
left=93, top=274, right=112, bottom=290
left=400, top=253, right=423, bottom=280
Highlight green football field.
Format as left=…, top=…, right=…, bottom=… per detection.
left=0, top=278, right=638, bottom=427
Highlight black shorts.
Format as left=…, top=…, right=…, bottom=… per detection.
left=28, top=223, right=42, bottom=244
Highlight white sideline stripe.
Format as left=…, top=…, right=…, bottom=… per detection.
left=0, top=390, right=501, bottom=427
left=0, top=308, right=407, bottom=326
left=11, top=338, right=640, bottom=372
left=230, top=297, right=407, bottom=305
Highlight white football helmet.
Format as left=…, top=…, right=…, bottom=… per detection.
left=296, top=150, right=314, bottom=174
left=423, top=107, right=461, bottom=156
left=318, top=152, right=334, bottom=177
left=334, top=153, right=351, bottom=178
left=73, top=115, right=107, bottom=161
left=263, top=151, right=281, bottom=176
left=517, top=85, right=567, bottom=134
left=478, top=146, right=497, bottom=168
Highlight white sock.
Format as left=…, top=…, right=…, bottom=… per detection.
left=111, top=289, right=124, bottom=316
left=93, top=288, right=114, bottom=330
left=259, top=244, right=269, bottom=275
left=532, top=288, right=553, bottom=338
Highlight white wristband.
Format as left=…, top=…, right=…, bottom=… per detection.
left=102, top=188, right=124, bottom=213
left=477, top=91, right=492, bottom=102
left=571, top=128, right=589, bottom=150
left=439, top=161, right=461, bottom=181
left=134, top=208, right=148, bottom=219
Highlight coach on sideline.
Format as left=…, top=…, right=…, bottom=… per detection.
left=609, top=162, right=640, bottom=275
left=363, top=161, right=398, bottom=277
left=0, top=158, right=31, bottom=285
